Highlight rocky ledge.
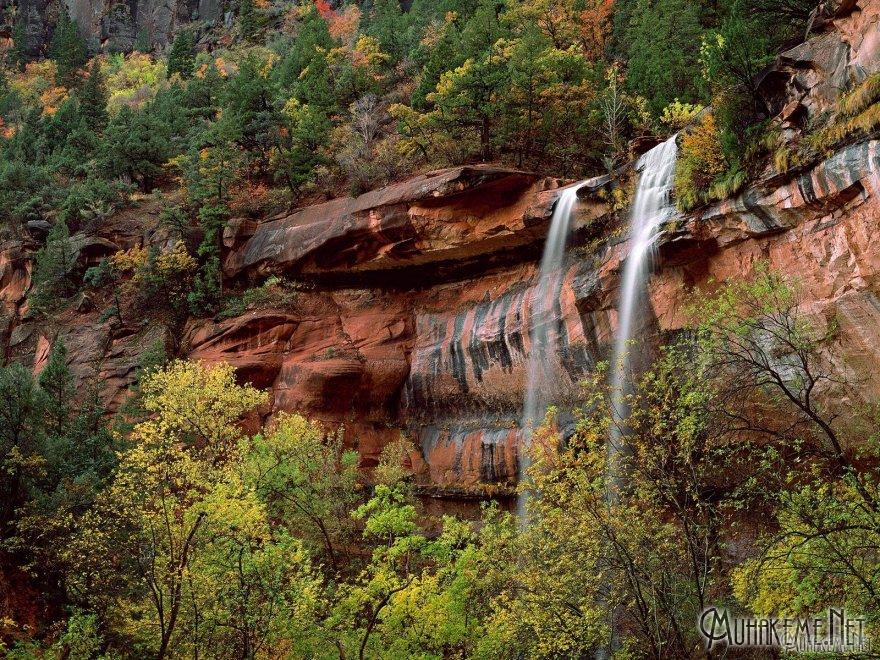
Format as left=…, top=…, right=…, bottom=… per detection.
left=3, top=0, right=880, bottom=498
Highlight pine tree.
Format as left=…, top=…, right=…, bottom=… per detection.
left=167, top=30, right=196, bottom=79
left=412, top=14, right=463, bottom=110
left=272, top=5, right=333, bottom=94
left=49, top=9, right=88, bottom=86
left=0, top=363, right=43, bottom=532
left=367, top=0, right=411, bottom=64
left=78, top=59, right=108, bottom=132
left=29, top=219, right=76, bottom=312
left=239, top=0, right=258, bottom=42
left=38, top=338, right=75, bottom=439
left=624, top=0, right=705, bottom=115
left=134, top=27, right=151, bottom=53
left=10, top=19, right=30, bottom=70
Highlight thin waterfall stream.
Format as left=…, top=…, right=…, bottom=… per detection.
left=608, top=135, right=678, bottom=488
left=518, top=183, right=582, bottom=520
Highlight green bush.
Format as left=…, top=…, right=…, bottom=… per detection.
left=218, top=276, right=298, bottom=319
left=674, top=113, right=727, bottom=210
left=28, top=219, right=77, bottom=313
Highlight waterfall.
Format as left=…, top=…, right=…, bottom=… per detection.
left=517, top=137, right=677, bottom=521
left=608, top=135, right=678, bottom=477
left=518, top=183, right=581, bottom=520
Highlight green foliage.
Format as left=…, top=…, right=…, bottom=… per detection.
left=101, top=104, right=173, bottom=189
left=29, top=219, right=77, bottom=313
left=659, top=99, right=703, bottom=132
left=52, top=609, right=104, bottom=660
left=238, top=0, right=259, bottom=42
left=624, top=0, right=705, bottom=116
left=167, top=30, right=196, bottom=79
left=6, top=268, right=880, bottom=657
left=365, top=0, right=415, bottom=64
left=0, top=159, right=53, bottom=226
left=0, top=336, right=116, bottom=599
left=10, top=19, right=31, bottom=69
left=3, top=3, right=875, bottom=655
left=393, top=6, right=608, bottom=174
left=246, top=414, right=361, bottom=573
left=411, top=13, right=463, bottom=110
left=688, top=267, right=880, bottom=641
left=272, top=5, right=334, bottom=97
left=275, top=97, right=331, bottom=194
left=134, top=28, right=151, bottom=53
left=77, top=59, right=108, bottom=131
left=107, top=242, right=197, bottom=327
left=0, top=362, right=43, bottom=534
left=49, top=9, right=88, bottom=86
left=700, top=2, right=776, bottom=159
left=218, top=275, right=298, bottom=319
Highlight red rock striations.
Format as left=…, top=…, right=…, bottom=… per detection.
left=3, top=0, right=880, bottom=496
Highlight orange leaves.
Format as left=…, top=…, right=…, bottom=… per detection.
left=329, top=4, right=361, bottom=45
left=8, top=60, right=70, bottom=116
left=680, top=113, right=725, bottom=185
left=0, top=118, right=14, bottom=139
left=579, top=0, right=613, bottom=61
left=315, top=0, right=334, bottom=19
left=675, top=112, right=727, bottom=209
left=39, top=85, right=69, bottom=115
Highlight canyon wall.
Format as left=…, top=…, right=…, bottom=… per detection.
left=1, top=0, right=226, bottom=54
left=2, top=0, right=880, bottom=500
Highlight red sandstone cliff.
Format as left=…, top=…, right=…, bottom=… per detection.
left=2, top=0, right=880, bottom=499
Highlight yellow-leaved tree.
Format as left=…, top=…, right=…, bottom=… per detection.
left=65, top=361, right=324, bottom=658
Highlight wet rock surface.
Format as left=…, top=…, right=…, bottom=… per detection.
left=3, top=0, right=880, bottom=495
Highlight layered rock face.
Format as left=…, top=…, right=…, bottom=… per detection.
left=1, top=0, right=225, bottom=55
left=2, top=0, right=880, bottom=497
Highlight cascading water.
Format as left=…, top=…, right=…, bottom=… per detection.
left=598, top=136, right=678, bottom=660
left=518, top=183, right=581, bottom=520
left=608, top=135, right=678, bottom=480
left=517, top=137, right=676, bottom=522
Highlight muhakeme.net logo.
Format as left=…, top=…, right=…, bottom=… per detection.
left=698, top=607, right=871, bottom=653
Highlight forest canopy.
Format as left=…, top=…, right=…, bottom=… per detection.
left=3, top=0, right=878, bottom=657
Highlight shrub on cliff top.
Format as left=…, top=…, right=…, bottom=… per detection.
left=659, top=99, right=703, bottom=132
left=674, top=112, right=726, bottom=210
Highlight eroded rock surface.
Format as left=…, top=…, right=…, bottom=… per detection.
left=3, top=1, right=880, bottom=497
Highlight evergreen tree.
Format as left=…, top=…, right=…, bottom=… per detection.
left=0, top=364, right=43, bottom=533
left=180, top=124, right=241, bottom=314
left=412, top=14, right=464, bottom=110
left=167, top=30, right=196, bottom=79
left=221, top=56, right=279, bottom=169
left=273, top=6, right=334, bottom=94
left=49, top=9, right=88, bottom=86
left=366, top=0, right=412, bottom=64
left=101, top=105, right=173, bottom=190
left=459, top=0, right=506, bottom=59
left=700, top=0, right=773, bottom=122
left=239, top=0, right=258, bottom=42
left=77, top=59, right=108, bottom=132
left=38, top=338, right=75, bottom=439
left=276, top=99, right=331, bottom=195
left=10, top=18, right=30, bottom=70
left=134, top=27, right=151, bottom=53
left=624, top=0, right=705, bottom=115
left=29, top=219, right=76, bottom=312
